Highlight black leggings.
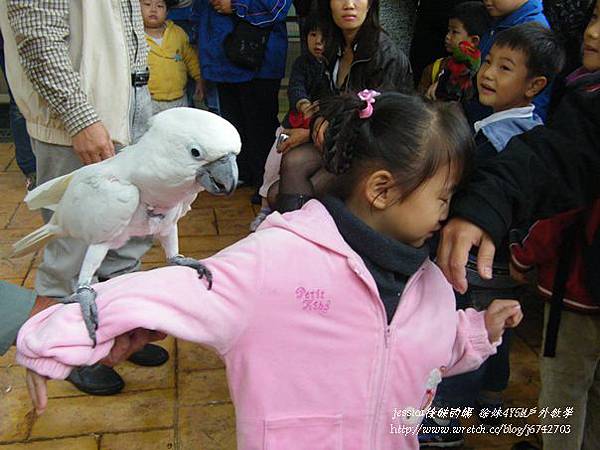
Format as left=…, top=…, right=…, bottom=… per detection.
left=278, top=143, right=333, bottom=197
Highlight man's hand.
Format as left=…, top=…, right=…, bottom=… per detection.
left=277, top=128, right=311, bottom=154
left=194, top=78, right=205, bottom=103
left=484, top=300, right=523, bottom=343
left=100, top=328, right=167, bottom=367
left=210, top=0, right=233, bottom=14
left=437, top=218, right=496, bottom=294
left=25, top=328, right=166, bottom=415
left=72, top=121, right=115, bottom=165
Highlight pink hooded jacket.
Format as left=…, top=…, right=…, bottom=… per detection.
left=16, top=200, right=498, bottom=450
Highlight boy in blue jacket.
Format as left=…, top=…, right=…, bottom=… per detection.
left=465, top=0, right=552, bottom=122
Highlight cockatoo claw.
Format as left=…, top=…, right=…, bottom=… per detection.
left=168, top=255, right=213, bottom=290
left=63, top=285, right=98, bottom=346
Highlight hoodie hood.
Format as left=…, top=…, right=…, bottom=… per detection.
left=259, top=200, right=357, bottom=259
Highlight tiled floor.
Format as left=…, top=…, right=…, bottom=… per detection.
left=0, top=143, right=544, bottom=449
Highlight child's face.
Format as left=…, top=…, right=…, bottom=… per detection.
left=483, top=0, right=527, bottom=18
left=445, top=18, right=473, bottom=53
left=140, top=0, right=168, bottom=28
left=307, top=29, right=325, bottom=59
left=583, top=2, right=600, bottom=72
left=477, top=45, right=544, bottom=112
left=376, top=166, right=456, bottom=248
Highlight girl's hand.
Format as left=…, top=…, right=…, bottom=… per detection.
left=277, top=128, right=310, bottom=154
left=311, top=117, right=328, bottom=152
left=484, top=300, right=523, bottom=343
left=299, top=101, right=319, bottom=118
left=210, top=0, right=233, bottom=14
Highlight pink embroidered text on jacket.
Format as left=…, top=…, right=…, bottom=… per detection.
left=16, top=200, right=498, bottom=450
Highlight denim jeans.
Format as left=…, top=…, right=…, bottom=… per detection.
left=0, top=40, right=36, bottom=175
left=8, top=92, right=36, bottom=175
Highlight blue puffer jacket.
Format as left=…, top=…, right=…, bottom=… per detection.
left=479, top=0, right=550, bottom=58
left=191, top=0, right=292, bottom=83
left=473, top=0, right=552, bottom=120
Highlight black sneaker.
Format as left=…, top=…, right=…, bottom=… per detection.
left=67, top=364, right=125, bottom=395
left=127, top=343, right=169, bottom=367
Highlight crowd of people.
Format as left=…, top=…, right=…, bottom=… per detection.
left=1, top=0, right=599, bottom=449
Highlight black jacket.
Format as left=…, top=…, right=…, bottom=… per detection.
left=324, top=32, right=413, bottom=95
left=287, top=53, right=328, bottom=111
left=452, top=72, right=600, bottom=246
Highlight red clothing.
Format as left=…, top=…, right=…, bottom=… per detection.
left=510, top=200, right=600, bottom=313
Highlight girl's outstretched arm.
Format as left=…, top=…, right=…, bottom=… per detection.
left=16, top=236, right=264, bottom=379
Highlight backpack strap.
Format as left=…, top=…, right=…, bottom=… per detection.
left=431, top=58, right=444, bottom=84
left=543, top=218, right=580, bottom=357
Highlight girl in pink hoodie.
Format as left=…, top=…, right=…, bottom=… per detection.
left=16, top=91, right=523, bottom=450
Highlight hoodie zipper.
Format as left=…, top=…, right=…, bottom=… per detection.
left=369, top=267, right=424, bottom=448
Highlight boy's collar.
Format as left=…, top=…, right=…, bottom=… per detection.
left=474, top=105, right=536, bottom=134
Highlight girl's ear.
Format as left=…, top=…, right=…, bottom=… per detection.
left=469, top=35, right=480, bottom=46
left=364, top=170, right=398, bottom=210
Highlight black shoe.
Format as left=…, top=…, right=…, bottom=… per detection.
left=67, top=364, right=125, bottom=396
left=127, top=343, right=169, bottom=367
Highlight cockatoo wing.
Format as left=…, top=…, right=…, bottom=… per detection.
left=24, top=172, right=76, bottom=211
left=55, top=174, right=141, bottom=244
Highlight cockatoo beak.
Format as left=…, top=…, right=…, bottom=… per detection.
left=195, top=153, right=238, bottom=195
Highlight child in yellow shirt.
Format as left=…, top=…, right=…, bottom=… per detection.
left=141, top=0, right=204, bottom=113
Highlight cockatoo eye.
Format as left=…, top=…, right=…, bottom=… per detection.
left=190, top=148, right=202, bottom=159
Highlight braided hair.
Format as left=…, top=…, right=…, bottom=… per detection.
left=314, top=92, right=475, bottom=201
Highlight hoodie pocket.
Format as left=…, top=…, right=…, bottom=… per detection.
left=264, top=415, right=343, bottom=450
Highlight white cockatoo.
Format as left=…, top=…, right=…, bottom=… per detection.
left=10, top=107, right=241, bottom=344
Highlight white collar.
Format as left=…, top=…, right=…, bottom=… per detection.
left=474, top=105, right=535, bottom=134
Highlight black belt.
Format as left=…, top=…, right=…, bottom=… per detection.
left=131, top=70, right=150, bottom=87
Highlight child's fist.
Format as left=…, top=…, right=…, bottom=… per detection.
left=484, top=300, right=523, bottom=343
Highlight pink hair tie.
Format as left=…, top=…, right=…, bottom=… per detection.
left=357, top=89, right=381, bottom=119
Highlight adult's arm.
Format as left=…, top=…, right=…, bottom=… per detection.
left=232, top=0, right=291, bottom=26
left=0, top=281, right=36, bottom=355
left=439, top=86, right=600, bottom=292
left=16, top=236, right=264, bottom=379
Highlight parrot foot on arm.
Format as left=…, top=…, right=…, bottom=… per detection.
left=167, top=255, right=213, bottom=290
left=62, top=285, right=99, bottom=346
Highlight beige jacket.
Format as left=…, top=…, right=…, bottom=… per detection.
left=0, top=1, right=132, bottom=146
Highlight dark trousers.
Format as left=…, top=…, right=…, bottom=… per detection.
left=433, top=287, right=520, bottom=408
left=0, top=39, right=36, bottom=175
left=217, top=78, right=280, bottom=187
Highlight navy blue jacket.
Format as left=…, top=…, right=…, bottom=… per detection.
left=482, top=1, right=551, bottom=119
left=191, top=0, right=292, bottom=82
